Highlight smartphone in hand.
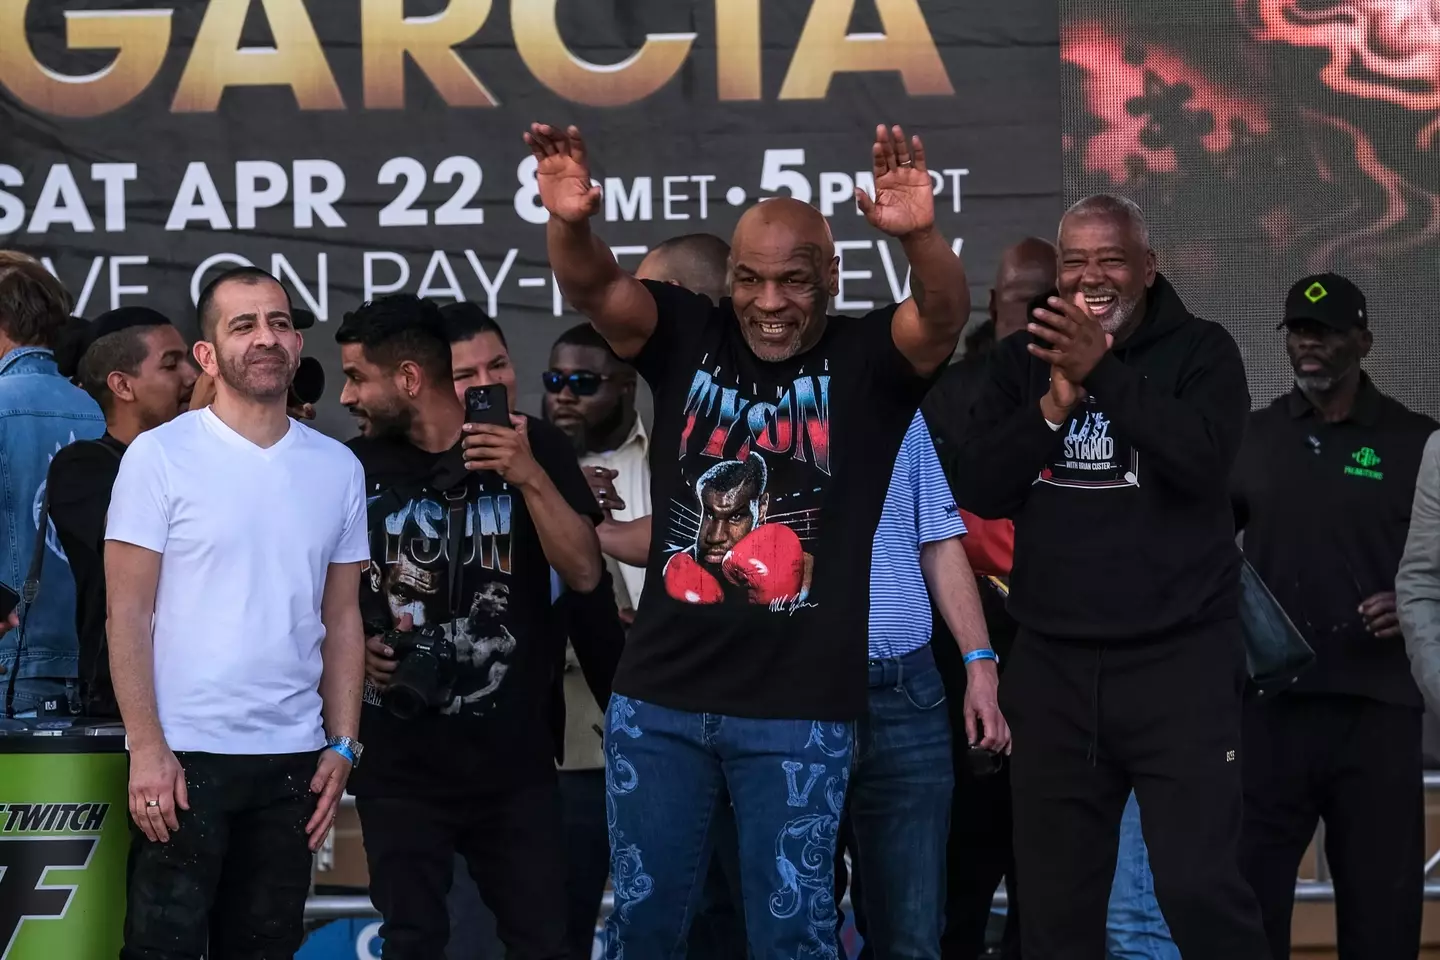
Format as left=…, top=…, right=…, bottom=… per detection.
left=464, top=384, right=511, bottom=428
left=0, top=581, right=20, bottom=622
left=1027, top=287, right=1061, bottom=350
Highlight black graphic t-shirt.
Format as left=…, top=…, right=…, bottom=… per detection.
left=347, top=416, right=601, bottom=798
left=615, top=281, right=933, bottom=721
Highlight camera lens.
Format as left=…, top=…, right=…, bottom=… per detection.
left=385, top=646, right=445, bottom=720
left=385, top=685, right=428, bottom=722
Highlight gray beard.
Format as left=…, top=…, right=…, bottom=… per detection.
left=1296, top=373, right=1339, bottom=394
left=1097, top=295, right=1141, bottom=336
left=1295, top=357, right=1360, bottom=398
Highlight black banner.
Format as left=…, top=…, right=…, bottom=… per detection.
left=0, top=0, right=1063, bottom=436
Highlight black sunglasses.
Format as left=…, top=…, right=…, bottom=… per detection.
left=542, top=370, right=611, bottom=397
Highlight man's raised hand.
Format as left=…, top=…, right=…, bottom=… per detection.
left=856, top=124, right=935, bottom=238
left=524, top=123, right=601, bottom=223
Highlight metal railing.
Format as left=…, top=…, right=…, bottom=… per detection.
left=302, top=774, right=1440, bottom=922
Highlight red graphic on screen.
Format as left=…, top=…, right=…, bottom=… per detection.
left=1062, top=20, right=1272, bottom=181
left=1237, top=0, right=1440, bottom=146
left=1061, top=7, right=1440, bottom=272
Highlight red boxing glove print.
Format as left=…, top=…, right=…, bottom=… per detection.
left=663, top=552, right=725, bottom=605
left=721, top=524, right=806, bottom=604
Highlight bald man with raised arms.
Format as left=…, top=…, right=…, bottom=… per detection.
left=524, top=121, right=969, bottom=956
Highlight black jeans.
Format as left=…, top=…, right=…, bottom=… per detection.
left=358, top=781, right=567, bottom=960
left=559, top=769, right=609, bottom=960
left=1240, top=693, right=1423, bottom=960
left=121, top=751, right=318, bottom=960
left=1003, top=622, right=1269, bottom=960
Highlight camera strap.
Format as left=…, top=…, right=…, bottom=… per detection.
left=443, top=487, right=469, bottom=622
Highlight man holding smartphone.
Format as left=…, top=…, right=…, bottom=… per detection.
left=943, top=195, right=1268, bottom=958
left=336, top=295, right=603, bottom=959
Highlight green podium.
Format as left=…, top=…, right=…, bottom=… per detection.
left=0, top=724, right=129, bottom=960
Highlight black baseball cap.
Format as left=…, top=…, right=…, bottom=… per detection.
left=1279, top=273, right=1367, bottom=332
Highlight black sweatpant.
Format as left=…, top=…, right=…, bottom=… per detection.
left=1002, top=621, right=1268, bottom=960
left=1240, top=693, right=1423, bottom=960
left=122, top=751, right=318, bottom=960
left=357, top=780, right=567, bottom=960
left=942, top=757, right=1020, bottom=960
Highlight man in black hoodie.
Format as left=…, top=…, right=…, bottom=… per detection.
left=939, top=195, right=1268, bottom=959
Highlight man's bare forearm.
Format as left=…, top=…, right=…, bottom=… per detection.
left=598, top=516, right=651, bottom=568
left=523, top=473, right=603, bottom=592
left=548, top=217, right=624, bottom=311
left=902, top=226, right=970, bottom=340
left=319, top=562, right=365, bottom=741
left=105, top=543, right=166, bottom=752
left=920, top=536, right=990, bottom=654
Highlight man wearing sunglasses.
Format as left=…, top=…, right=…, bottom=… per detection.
left=542, top=324, right=648, bottom=618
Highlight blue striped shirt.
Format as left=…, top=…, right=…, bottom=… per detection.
left=868, top=411, right=968, bottom=658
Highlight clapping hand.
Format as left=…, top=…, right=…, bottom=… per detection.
left=1030, top=295, right=1113, bottom=422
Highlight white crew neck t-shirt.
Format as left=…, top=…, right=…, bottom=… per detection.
left=106, top=408, right=370, bottom=754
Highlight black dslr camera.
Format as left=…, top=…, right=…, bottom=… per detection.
left=368, top=620, right=459, bottom=720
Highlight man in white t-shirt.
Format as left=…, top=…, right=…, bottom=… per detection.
left=106, top=266, right=369, bottom=959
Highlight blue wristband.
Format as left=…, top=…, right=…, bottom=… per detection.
left=963, top=649, right=999, bottom=666
left=327, top=743, right=356, bottom=765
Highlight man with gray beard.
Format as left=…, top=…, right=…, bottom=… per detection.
left=945, top=195, right=1268, bottom=959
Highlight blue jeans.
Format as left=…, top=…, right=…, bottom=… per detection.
left=1106, top=792, right=1178, bottom=960
left=603, top=695, right=854, bottom=960
left=841, top=646, right=954, bottom=960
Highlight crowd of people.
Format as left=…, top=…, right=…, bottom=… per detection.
left=0, top=119, right=1438, bottom=960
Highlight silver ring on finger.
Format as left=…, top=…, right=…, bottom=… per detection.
left=146, top=799, right=160, bottom=808
left=900, top=160, right=914, bottom=167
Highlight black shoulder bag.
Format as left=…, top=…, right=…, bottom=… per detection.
left=1239, top=558, right=1316, bottom=697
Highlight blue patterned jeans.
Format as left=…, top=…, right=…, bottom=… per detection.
left=603, top=695, right=854, bottom=960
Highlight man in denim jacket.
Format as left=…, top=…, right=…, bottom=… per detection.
left=0, top=253, right=103, bottom=715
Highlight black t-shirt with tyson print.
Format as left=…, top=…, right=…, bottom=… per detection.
left=346, top=416, right=600, bottom=798
left=616, top=280, right=932, bottom=721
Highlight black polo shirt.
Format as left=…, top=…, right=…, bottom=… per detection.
left=1231, top=375, right=1438, bottom=707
